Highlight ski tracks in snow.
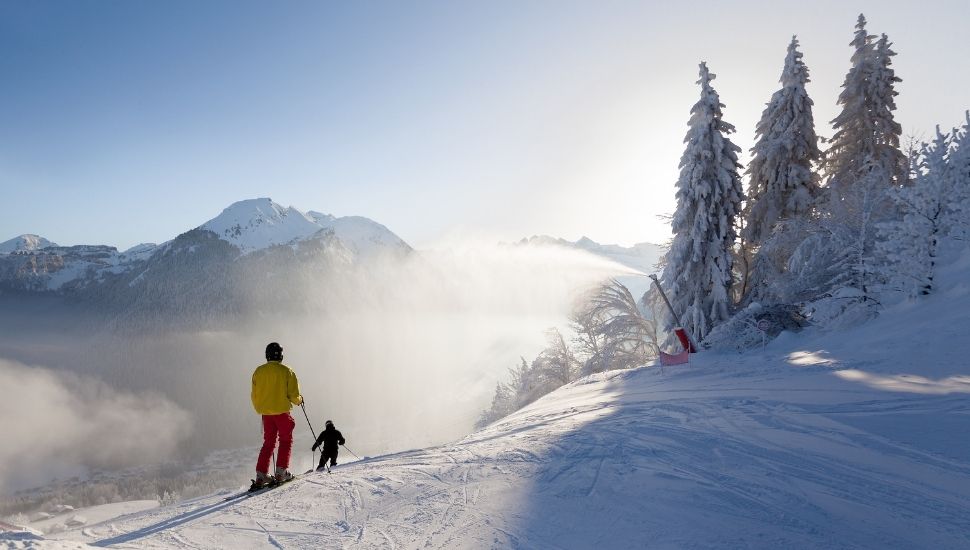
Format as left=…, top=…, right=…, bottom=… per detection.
left=63, top=364, right=970, bottom=549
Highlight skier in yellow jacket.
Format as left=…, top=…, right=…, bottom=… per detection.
left=251, top=342, right=303, bottom=489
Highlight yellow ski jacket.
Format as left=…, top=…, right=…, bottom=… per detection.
left=251, top=361, right=303, bottom=415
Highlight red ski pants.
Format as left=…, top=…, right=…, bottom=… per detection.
left=257, top=412, right=295, bottom=474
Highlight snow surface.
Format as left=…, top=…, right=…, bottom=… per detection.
left=201, top=198, right=409, bottom=255
left=12, top=264, right=970, bottom=549
left=0, top=234, right=56, bottom=254
left=26, top=501, right=159, bottom=537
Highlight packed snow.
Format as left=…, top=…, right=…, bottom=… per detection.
left=5, top=254, right=968, bottom=549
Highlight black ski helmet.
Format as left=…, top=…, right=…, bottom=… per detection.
left=265, top=342, right=283, bottom=361
left=325, top=420, right=334, bottom=429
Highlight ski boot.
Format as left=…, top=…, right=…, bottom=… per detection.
left=249, top=471, right=274, bottom=492
left=274, top=467, right=294, bottom=483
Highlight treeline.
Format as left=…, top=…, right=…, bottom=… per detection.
left=661, top=14, right=970, bottom=348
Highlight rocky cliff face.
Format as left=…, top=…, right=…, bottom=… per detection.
left=0, top=245, right=121, bottom=292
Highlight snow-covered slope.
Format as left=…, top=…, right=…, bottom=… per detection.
left=19, top=257, right=970, bottom=549
left=0, top=234, right=56, bottom=254
left=308, top=211, right=412, bottom=256
left=201, top=198, right=326, bottom=253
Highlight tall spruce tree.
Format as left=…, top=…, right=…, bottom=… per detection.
left=793, top=15, right=907, bottom=308
left=868, top=33, right=907, bottom=184
left=660, top=62, right=743, bottom=344
left=742, top=36, right=821, bottom=248
left=823, top=15, right=905, bottom=193
left=740, top=37, right=821, bottom=303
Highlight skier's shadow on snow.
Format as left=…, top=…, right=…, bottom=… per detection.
left=92, top=494, right=247, bottom=547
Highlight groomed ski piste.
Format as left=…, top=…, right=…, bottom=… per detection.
left=5, top=259, right=970, bottom=549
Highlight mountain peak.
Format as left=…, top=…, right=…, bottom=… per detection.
left=200, top=198, right=411, bottom=255
left=200, top=198, right=323, bottom=253
left=0, top=234, right=57, bottom=254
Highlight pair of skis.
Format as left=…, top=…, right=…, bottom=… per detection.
left=222, top=463, right=339, bottom=502
left=222, top=471, right=305, bottom=501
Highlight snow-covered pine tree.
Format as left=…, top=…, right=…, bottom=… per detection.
left=785, top=16, right=906, bottom=316
left=822, top=15, right=905, bottom=193
left=532, top=328, right=580, bottom=386
left=877, top=127, right=952, bottom=297
left=949, top=112, right=970, bottom=240
left=868, top=33, right=907, bottom=184
left=660, top=62, right=743, bottom=344
left=821, top=14, right=875, bottom=191
left=742, top=36, right=821, bottom=248
left=741, top=36, right=821, bottom=303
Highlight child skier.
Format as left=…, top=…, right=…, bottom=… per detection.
left=311, top=420, right=346, bottom=470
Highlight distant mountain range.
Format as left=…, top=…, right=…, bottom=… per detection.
left=0, top=198, right=413, bottom=330
left=0, top=233, right=57, bottom=254
left=0, top=198, right=410, bottom=294
left=515, top=235, right=662, bottom=275
left=0, top=199, right=664, bottom=328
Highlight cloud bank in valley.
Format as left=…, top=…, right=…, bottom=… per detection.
left=274, top=240, right=642, bottom=451
left=0, top=360, right=193, bottom=494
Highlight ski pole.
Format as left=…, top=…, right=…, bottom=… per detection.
left=341, top=444, right=361, bottom=461
left=300, top=402, right=318, bottom=468
left=300, top=401, right=317, bottom=439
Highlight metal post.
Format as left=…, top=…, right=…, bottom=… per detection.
left=648, top=274, right=698, bottom=353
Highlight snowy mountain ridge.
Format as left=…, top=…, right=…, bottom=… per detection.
left=0, top=234, right=56, bottom=254
left=201, top=198, right=411, bottom=256
left=517, top=234, right=662, bottom=274
left=516, top=235, right=665, bottom=298
left=0, top=198, right=410, bottom=293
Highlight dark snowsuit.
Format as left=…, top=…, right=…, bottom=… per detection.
left=312, top=426, right=345, bottom=469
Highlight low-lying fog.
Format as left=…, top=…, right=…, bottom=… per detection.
left=0, top=242, right=639, bottom=494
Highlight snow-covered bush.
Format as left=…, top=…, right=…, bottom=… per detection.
left=159, top=490, right=181, bottom=507
left=876, top=128, right=955, bottom=297
left=478, top=280, right=656, bottom=427
left=703, top=303, right=808, bottom=352
left=572, top=280, right=656, bottom=375
left=800, top=287, right=877, bottom=330
left=946, top=113, right=970, bottom=240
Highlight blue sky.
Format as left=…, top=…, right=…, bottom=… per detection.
left=2, top=0, right=969, bottom=250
